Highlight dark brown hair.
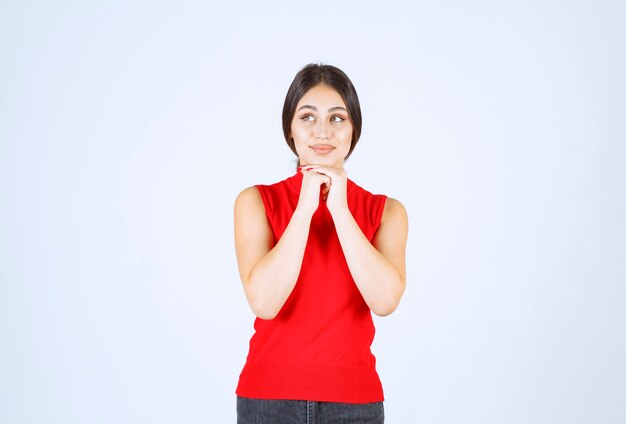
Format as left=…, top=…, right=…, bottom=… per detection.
left=282, top=63, right=362, bottom=160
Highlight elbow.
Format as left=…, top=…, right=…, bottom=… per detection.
left=253, top=306, right=279, bottom=320
left=371, top=299, right=400, bottom=317
left=242, top=275, right=281, bottom=320
left=371, top=278, right=405, bottom=317
left=247, top=293, right=280, bottom=320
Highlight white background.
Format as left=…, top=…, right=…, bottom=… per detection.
left=1, top=1, right=625, bottom=422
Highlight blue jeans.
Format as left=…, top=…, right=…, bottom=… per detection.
left=236, top=396, right=384, bottom=423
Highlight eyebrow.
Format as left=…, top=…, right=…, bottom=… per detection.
left=297, top=105, right=348, bottom=113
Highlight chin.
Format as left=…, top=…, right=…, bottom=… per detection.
left=306, top=157, right=333, bottom=166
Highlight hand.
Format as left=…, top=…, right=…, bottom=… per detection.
left=296, top=165, right=332, bottom=216
left=300, top=165, right=349, bottom=215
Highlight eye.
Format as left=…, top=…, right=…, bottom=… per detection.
left=331, top=115, right=345, bottom=123
left=301, top=114, right=316, bottom=122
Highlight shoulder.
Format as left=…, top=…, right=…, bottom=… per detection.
left=236, top=186, right=261, bottom=201
left=382, top=197, right=408, bottom=225
left=234, top=186, right=263, bottom=211
left=373, top=197, right=408, bottom=249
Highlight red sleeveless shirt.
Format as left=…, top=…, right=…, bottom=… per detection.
left=236, top=171, right=387, bottom=403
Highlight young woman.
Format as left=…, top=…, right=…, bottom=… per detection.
left=234, top=63, right=408, bottom=423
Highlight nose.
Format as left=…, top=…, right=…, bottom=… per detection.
left=314, top=120, right=330, bottom=140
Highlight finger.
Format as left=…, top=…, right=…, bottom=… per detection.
left=301, top=168, right=331, bottom=184
left=318, top=175, right=332, bottom=190
left=305, top=166, right=345, bottom=180
left=301, top=169, right=331, bottom=195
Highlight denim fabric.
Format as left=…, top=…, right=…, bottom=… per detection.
left=236, top=396, right=384, bottom=423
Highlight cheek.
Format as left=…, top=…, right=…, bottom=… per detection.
left=290, top=122, right=308, bottom=141
left=291, top=129, right=308, bottom=150
left=290, top=127, right=308, bottom=155
left=338, top=125, right=354, bottom=142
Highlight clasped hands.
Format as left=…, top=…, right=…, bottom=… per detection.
left=297, top=165, right=349, bottom=216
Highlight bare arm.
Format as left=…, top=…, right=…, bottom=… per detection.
left=233, top=171, right=330, bottom=319
left=301, top=166, right=408, bottom=316
left=331, top=197, right=408, bottom=316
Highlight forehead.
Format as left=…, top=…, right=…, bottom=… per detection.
left=296, top=84, right=346, bottom=108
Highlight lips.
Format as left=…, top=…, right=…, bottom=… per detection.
left=310, top=144, right=335, bottom=154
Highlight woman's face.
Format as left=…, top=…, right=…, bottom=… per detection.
left=290, top=84, right=353, bottom=168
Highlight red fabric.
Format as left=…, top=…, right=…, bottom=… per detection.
left=236, top=171, right=387, bottom=403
